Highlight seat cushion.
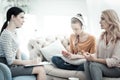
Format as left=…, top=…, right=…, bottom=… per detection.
left=103, top=77, right=120, bottom=80
left=13, top=75, right=36, bottom=80
left=44, top=64, right=86, bottom=80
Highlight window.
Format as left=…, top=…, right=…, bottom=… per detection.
left=42, top=15, right=72, bottom=37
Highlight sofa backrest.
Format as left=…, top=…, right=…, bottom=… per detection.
left=28, top=35, right=70, bottom=60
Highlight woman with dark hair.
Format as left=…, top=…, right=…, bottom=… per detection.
left=51, top=14, right=96, bottom=71
left=84, top=9, right=120, bottom=80
left=0, top=7, right=46, bottom=80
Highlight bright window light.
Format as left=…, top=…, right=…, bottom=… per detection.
left=43, top=15, right=73, bottom=37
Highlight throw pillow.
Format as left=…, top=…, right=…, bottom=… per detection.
left=40, top=40, right=66, bottom=61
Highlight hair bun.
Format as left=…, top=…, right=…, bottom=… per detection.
left=77, top=13, right=82, bottom=17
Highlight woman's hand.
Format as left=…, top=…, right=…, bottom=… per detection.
left=83, top=52, right=96, bottom=61
left=62, top=50, right=78, bottom=59
left=62, top=50, right=70, bottom=58
left=67, top=54, right=78, bottom=60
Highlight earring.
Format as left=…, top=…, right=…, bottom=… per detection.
left=7, top=21, right=9, bottom=25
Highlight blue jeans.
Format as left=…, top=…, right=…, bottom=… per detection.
left=51, top=56, right=84, bottom=71
left=84, top=61, right=120, bottom=80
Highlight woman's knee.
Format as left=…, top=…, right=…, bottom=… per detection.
left=32, top=66, right=45, bottom=74
left=51, top=56, right=61, bottom=64
left=52, top=56, right=58, bottom=61
left=90, top=62, right=104, bottom=69
left=84, top=61, right=89, bottom=66
left=84, top=61, right=91, bottom=69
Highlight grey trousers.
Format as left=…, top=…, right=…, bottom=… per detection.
left=84, top=61, right=120, bottom=80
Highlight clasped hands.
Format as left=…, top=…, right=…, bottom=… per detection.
left=82, top=51, right=96, bottom=62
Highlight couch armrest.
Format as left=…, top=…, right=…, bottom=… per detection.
left=0, top=63, right=12, bottom=80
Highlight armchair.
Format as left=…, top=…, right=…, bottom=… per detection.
left=0, top=53, right=36, bottom=80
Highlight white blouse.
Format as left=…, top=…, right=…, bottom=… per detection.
left=97, top=37, right=120, bottom=68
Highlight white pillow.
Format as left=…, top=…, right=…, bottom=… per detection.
left=61, top=56, right=86, bottom=65
left=40, top=40, right=66, bottom=61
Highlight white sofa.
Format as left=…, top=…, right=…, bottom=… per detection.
left=28, top=35, right=120, bottom=80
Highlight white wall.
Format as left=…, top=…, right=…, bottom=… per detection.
left=29, top=0, right=88, bottom=37
left=28, top=0, right=120, bottom=38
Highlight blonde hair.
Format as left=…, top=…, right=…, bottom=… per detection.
left=101, top=9, right=120, bottom=43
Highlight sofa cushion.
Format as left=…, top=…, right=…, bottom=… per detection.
left=40, top=40, right=66, bottom=61
left=44, top=64, right=86, bottom=80
left=103, top=77, right=120, bottom=80
left=47, top=74, right=67, bottom=80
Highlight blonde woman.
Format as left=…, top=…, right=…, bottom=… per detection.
left=84, top=9, right=120, bottom=80
left=52, top=14, right=96, bottom=71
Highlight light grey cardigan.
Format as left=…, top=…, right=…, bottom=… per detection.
left=97, top=37, right=120, bottom=68
left=0, top=29, right=19, bottom=65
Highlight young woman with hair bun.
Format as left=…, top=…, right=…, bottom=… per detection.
left=52, top=13, right=96, bottom=71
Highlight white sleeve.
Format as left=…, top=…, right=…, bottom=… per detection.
left=106, top=41, right=120, bottom=67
